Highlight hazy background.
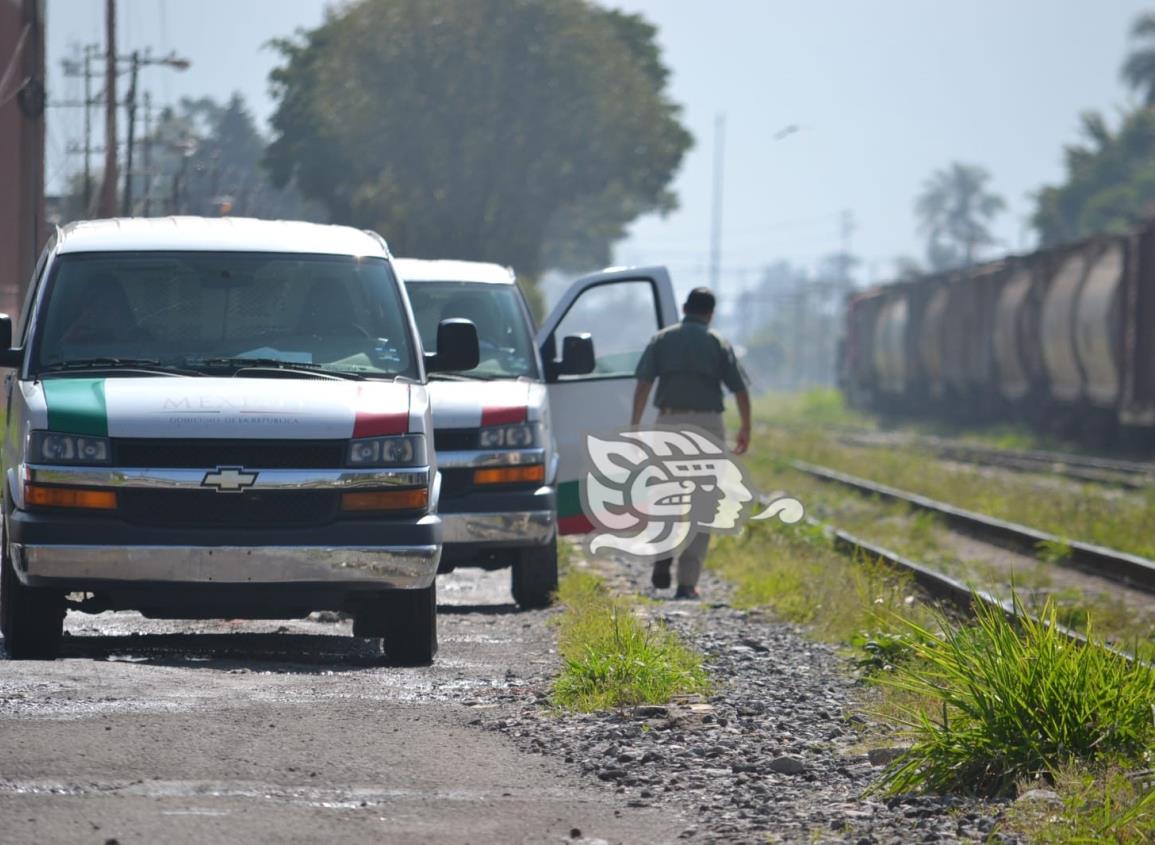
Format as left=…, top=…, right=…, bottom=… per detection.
left=45, top=1, right=1150, bottom=293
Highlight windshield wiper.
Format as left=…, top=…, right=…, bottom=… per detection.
left=38, top=358, right=199, bottom=376
left=185, top=357, right=366, bottom=381
left=427, top=371, right=504, bottom=381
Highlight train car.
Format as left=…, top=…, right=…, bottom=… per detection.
left=842, top=221, right=1155, bottom=447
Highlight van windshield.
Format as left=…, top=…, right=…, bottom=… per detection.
left=406, top=282, right=538, bottom=379
left=32, top=252, right=419, bottom=379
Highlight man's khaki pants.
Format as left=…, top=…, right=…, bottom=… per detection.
left=657, top=409, right=726, bottom=589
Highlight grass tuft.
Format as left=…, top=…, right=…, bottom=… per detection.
left=1007, top=765, right=1155, bottom=843
left=551, top=569, right=710, bottom=711
left=1037, top=537, right=1073, bottom=565
left=709, top=519, right=923, bottom=645
left=875, top=594, right=1155, bottom=797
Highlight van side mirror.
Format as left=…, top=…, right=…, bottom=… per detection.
left=557, top=333, right=595, bottom=376
left=426, top=318, right=480, bottom=373
left=0, top=315, right=21, bottom=368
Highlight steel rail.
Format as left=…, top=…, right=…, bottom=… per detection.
left=814, top=519, right=1135, bottom=662
left=791, top=459, right=1155, bottom=593
left=837, top=433, right=1155, bottom=489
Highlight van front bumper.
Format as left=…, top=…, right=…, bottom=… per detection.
left=439, top=485, right=556, bottom=548
left=441, top=511, right=555, bottom=545
left=7, top=509, right=441, bottom=591
left=13, top=543, right=439, bottom=589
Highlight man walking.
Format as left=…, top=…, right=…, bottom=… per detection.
left=630, top=287, right=751, bottom=599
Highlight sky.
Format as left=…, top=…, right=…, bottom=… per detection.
left=44, top=0, right=1154, bottom=297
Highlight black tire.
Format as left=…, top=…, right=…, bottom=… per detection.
left=1, top=531, right=65, bottom=660
left=355, top=584, right=438, bottom=665
left=511, top=534, right=559, bottom=610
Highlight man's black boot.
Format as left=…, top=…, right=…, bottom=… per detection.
left=651, top=558, right=672, bottom=589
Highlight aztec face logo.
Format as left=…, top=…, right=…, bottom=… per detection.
left=581, top=427, right=804, bottom=562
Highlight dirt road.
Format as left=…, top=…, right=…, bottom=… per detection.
left=0, top=570, right=680, bottom=845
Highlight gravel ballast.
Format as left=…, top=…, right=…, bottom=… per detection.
left=485, top=558, right=1021, bottom=844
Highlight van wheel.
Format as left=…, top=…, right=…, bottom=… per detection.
left=355, top=585, right=437, bottom=665
left=1, top=535, right=65, bottom=660
left=511, top=535, right=559, bottom=610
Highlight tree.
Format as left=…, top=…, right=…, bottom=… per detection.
left=1122, top=13, right=1155, bottom=105
left=914, top=162, right=1005, bottom=270
left=140, top=94, right=324, bottom=220
left=1033, top=108, right=1155, bottom=246
left=892, top=255, right=925, bottom=280
left=265, top=0, right=692, bottom=278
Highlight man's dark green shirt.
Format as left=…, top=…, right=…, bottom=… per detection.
left=634, top=316, right=748, bottom=413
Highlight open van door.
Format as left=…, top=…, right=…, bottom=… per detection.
left=535, top=266, right=678, bottom=533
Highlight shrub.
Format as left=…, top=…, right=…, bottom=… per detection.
left=876, top=595, right=1155, bottom=797
left=552, top=569, right=709, bottom=711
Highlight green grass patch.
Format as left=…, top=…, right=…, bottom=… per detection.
left=551, top=569, right=710, bottom=712
left=1037, top=537, right=1074, bottom=565
left=706, top=399, right=1155, bottom=828
left=758, top=386, right=1092, bottom=453
left=874, top=595, right=1155, bottom=798
left=750, top=388, right=1072, bottom=452
left=709, top=518, right=929, bottom=647
left=1006, top=766, right=1155, bottom=843
left=751, top=388, right=868, bottom=429
left=747, top=423, right=1155, bottom=562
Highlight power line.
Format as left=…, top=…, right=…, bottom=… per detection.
left=708, top=112, right=725, bottom=293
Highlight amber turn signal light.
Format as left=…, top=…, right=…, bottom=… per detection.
left=25, top=484, right=118, bottom=510
left=340, top=488, right=429, bottom=512
left=473, top=464, right=546, bottom=485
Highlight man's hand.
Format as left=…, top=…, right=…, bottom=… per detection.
left=734, top=425, right=750, bottom=455
left=631, top=380, right=654, bottom=427
left=734, top=391, right=752, bottom=455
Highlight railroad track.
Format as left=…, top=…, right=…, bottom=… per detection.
left=812, top=517, right=1108, bottom=654
left=837, top=432, right=1155, bottom=489
left=790, top=458, right=1155, bottom=594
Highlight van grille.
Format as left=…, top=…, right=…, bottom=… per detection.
left=439, top=468, right=474, bottom=498
left=113, top=439, right=346, bottom=469
left=433, top=430, right=478, bottom=451
left=118, top=489, right=339, bottom=527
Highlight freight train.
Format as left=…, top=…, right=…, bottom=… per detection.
left=840, top=223, right=1155, bottom=447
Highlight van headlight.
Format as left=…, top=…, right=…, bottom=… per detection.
left=347, top=434, right=427, bottom=467
left=478, top=423, right=539, bottom=449
left=30, top=432, right=111, bottom=465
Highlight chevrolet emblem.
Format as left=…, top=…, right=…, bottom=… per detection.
left=201, top=466, right=259, bottom=493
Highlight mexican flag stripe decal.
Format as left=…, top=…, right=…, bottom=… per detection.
left=43, top=378, right=108, bottom=436
left=352, top=385, right=409, bottom=436
left=556, top=479, right=593, bottom=535
left=556, top=479, right=582, bottom=517
left=480, top=405, right=527, bottom=426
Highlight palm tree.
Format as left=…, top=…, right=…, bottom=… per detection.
left=915, top=163, right=1006, bottom=271
left=1122, top=13, right=1155, bottom=105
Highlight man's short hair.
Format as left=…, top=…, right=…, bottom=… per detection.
left=684, top=287, right=716, bottom=315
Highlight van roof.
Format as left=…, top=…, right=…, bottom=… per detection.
left=55, top=217, right=390, bottom=258
left=393, top=258, right=515, bottom=285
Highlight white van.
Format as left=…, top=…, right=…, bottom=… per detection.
left=395, top=258, right=678, bottom=607
left=0, top=218, right=481, bottom=663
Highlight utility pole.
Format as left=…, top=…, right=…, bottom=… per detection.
left=98, top=0, right=118, bottom=217
left=142, top=92, right=153, bottom=216
left=59, top=43, right=103, bottom=214
left=122, top=51, right=139, bottom=215
left=81, top=44, right=96, bottom=213
left=837, top=209, right=856, bottom=284
left=122, top=52, right=189, bottom=216
left=708, top=112, right=726, bottom=294
left=793, top=287, right=807, bottom=389
left=5, top=0, right=47, bottom=311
